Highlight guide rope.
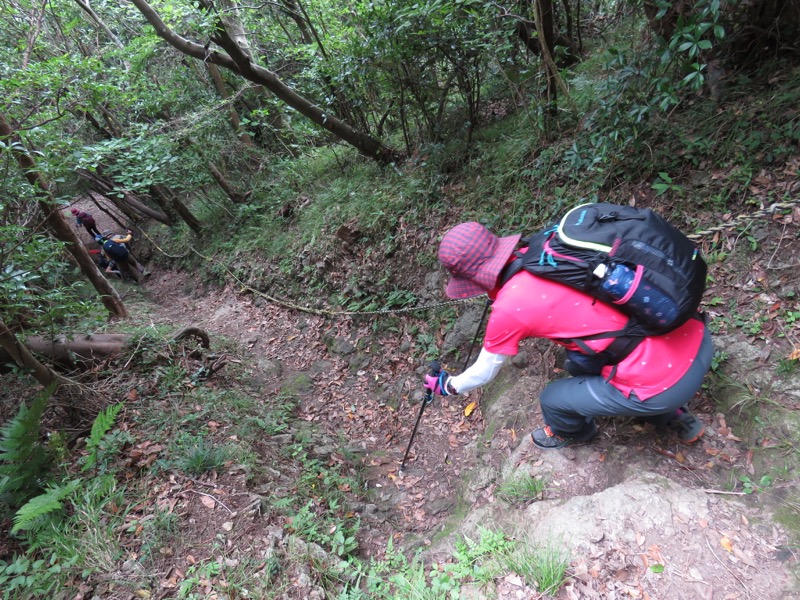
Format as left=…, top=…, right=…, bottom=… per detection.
left=138, top=197, right=799, bottom=317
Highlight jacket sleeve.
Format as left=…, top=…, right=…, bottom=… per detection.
left=112, top=233, right=133, bottom=244
left=448, top=348, right=509, bottom=394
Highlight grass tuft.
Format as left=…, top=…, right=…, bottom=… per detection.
left=495, top=473, right=546, bottom=504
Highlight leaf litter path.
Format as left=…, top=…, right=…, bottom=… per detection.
left=138, top=271, right=483, bottom=548
left=138, top=269, right=799, bottom=599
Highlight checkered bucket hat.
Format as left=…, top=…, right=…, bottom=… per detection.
left=438, top=222, right=521, bottom=299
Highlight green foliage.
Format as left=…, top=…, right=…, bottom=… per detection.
left=0, top=226, right=100, bottom=335
left=23, top=474, right=127, bottom=574
left=776, top=358, right=798, bottom=378
left=651, top=172, right=684, bottom=196
left=341, top=528, right=515, bottom=598
left=166, top=433, right=236, bottom=476
left=76, top=130, right=208, bottom=197
left=447, top=527, right=512, bottom=585
left=11, top=479, right=81, bottom=535
left=282, top=446, right=363, bottom=558
left=710, top=350, right=728, bottom=373
left=739, top=474, right=773, bottom=494
left=499, top=540, right=570, bottom=595
left=658, top=0, right=725, bottom=91
left=495, top=474, right=546, bottom=505
left=0, top=385, right=55, bottom=510
left=177, top=559, right=224, bottom=598
left=0, top=553, right=79, bottom=600
left=81, top=403, right=124, bottom=472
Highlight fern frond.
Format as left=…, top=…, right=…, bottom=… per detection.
left=0, top=383, right=53, bottom=460
left=81, top=403, right=123, bottom=472
left=11, top=479, right=81, bottom=535
left=0, top=384, right=56, bottom=507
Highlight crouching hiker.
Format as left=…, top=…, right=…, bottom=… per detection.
left=97, top=230, right=150, bottom=283
left=424, top=214, right=713, bottom=449
left=89, top=248, right=122, bottom=279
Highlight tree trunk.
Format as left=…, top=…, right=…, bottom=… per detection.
left=537, top=0, right=558, bottom=115
left=207, top=161, right=250, bottom=204
left=88, top=190, right=131, bottom=232
left=22, top=0, right=48, bottom=69
left=77, top=167, right=172, bottom=224
left=0, top=319, right=69, bottom=389
left=73, top=0, right=127, bottom=50
left=514, top=21, right=580, bottom=67
left=73, top=0, right=131, bottom=71
left=206, top=63, right=256, bottom=147
left=150, top=184, right=203, bottom=234
left=128, top=0, right=401, bottom=164
left=278, top=0, right=370, bottom=132
left=0, top=113, right=128, bottom=319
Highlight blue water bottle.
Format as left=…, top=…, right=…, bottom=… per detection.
left=597, top=263, right=679, bottom=327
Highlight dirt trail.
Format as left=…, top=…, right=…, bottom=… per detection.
left=134, top=245, right=800, bottom=599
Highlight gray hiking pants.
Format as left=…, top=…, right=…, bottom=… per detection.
left=539, top=327, right=714, bottom=436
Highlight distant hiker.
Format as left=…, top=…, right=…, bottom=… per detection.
left=90, top=248, right=122, bottom=279
left=423, top=214, right=713, bottom=449
left=70, top=208, right=101, bottom=237
left=97, top=230, right=149, bottom=282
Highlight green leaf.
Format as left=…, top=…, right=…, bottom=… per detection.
left=650, top=564, right=665, bottom=573
left=683, top=71, right=700, bottom=83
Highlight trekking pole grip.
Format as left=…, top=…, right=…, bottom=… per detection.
left=428, top=360, right=441, bottom=377
left=426, top=360, right=441, bottom=404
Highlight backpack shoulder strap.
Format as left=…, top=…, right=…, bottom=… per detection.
left=498, top=253, right=525, bottom=288
left=497, top=226, right=558, bottom=287
left=567, top=328, right=645, bottom=366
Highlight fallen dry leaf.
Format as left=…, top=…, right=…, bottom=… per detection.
left=720, top=536, right=734, bottom=552
left=200, top=495, right=216, bottom=509
left=732, top=546, right=758, bottom=568
left=464, top=401, right=478, bottom=417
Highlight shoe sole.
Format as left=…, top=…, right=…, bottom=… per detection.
left=531, top=428, right=597, bottom=449
left=679, top=425, right=705, bottom=445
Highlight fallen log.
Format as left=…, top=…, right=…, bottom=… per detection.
left=0, top=328, right=211, bottom=370
left=24, top=333, right=130, bottom=367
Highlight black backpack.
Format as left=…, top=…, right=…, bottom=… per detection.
left=499, top=202, right=707, bottom=365
left=103, top=239, right=129, bottom=262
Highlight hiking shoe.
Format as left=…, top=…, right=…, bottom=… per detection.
left=531, top=424, right=597, bottom=449
left=669, top=409, right=705, bottom=444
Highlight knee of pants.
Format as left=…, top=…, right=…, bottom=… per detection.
left=540, top=380, right=568, bottom=411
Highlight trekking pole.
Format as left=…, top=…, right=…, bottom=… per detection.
left=398, top=360, right=440, bottom=476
